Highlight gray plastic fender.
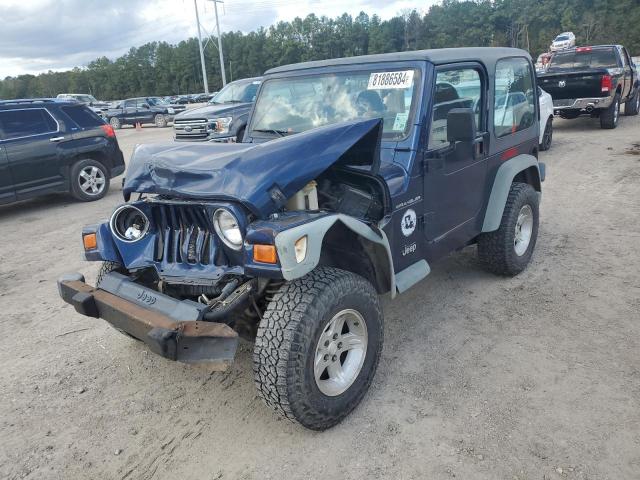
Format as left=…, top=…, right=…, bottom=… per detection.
left=274, top=214, right=397, bottom=297
left=482, top=154, right=541, bottom=232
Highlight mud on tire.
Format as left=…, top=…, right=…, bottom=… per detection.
left=477, top=182, right=539, bottom=276
left=253, top=267, right=383, bottom=430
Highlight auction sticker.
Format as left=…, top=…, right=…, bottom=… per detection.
left=368, top=70, right=414, bottom=90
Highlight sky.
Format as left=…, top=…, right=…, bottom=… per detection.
left=0, top=0, right=432, bottom=79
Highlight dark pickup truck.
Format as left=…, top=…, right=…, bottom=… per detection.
left=538, top=45, right=639, bottom=128
left=106, top=97, right=183, bottom=129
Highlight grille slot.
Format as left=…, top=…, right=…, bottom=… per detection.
left=173, top=118, right=210, bottom=140
left=151, top=204, right=213, bottom=265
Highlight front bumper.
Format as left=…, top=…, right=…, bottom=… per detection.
left=553, top=96, right=613, bottom=111
left=57, top=272, right=238, bottom=369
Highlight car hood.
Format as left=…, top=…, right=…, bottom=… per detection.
left=123, top=118, right=383, bottom=218
left=175, top=102, right=251, bottom=119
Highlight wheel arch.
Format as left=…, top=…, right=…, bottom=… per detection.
left=482, top=154, right=542, bottom=233
left=274, top=214, right=395, bottom=296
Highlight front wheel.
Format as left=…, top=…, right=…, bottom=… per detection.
left=109, top=117, right=121, bottom=129
left=624, top=89, right=640, bottom=116
left=539, top=117, right=553, bottom=151
left=253, top=267, right=383, bottom=430
left=154, top=114, right=168, bottom=128
left=477, top=182, right=539, bottom=276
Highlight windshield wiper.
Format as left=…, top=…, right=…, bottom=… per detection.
left=252, top=128, right=290, bottom=137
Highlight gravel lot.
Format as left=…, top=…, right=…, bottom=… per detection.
left=1, top=116, right=639, bottom=480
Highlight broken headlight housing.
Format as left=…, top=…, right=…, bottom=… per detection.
left=213, top=208, right=243, bottom=250
left=110, top=205, right=150, bottom=242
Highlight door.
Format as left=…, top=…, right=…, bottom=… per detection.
left=0, top=142, right=16, bottom=204
left=135, top=98, right=154, bottom=124
left=122, top=99, right=137, bottom=125
left=0, top=108, right=65, bottom=198
left=620, top=47, right=634, bottom=99
left=423, top=64, right=488, bottom=244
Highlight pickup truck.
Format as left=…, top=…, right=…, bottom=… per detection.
left=105, top=97, right=180, bottom=129
left=538, top=45, right=639, bottom=128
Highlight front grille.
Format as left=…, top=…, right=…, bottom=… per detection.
left=151, top=204, right=215, bottom=265
left=173, top=118, right=210, bottom=140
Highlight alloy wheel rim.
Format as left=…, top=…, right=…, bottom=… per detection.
left=110, top=118, right=118, bottom=127
left=79, top=166, right=106, bottom=195
left=514, top=204, right=534, bottom=256
left=314, top=309, right=368, bottom=397
left=614, top=101, right=619, bottom=123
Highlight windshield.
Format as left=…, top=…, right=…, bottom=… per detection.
left=147, top=97, right=168, bottom=106
left=250, top=69, right=418, bottom=139
left=211, top=80, right=260, bottom=104
left=555, top=35, right=569, bottom=41
left=550, top=49, right=619, bottom=69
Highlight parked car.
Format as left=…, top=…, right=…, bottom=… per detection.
left=538, top=87, right=554, bottom=151
left=146, top=96, right=187, bottom=115
left=174, top=95, right=191, bottom=105
left=538, top=45, right=639, bottom=128
left=56, top=93, right=110, bottom=117
left=105, top=97, right=177, bottom=129
left=550, top=32, right=576, bottom=52
left=173, top=77, right=262, bottom=142
left=58, top=47, right=546, bottom=430
left=192, top=93, right=211, bottom=103
left=0, top=99, right=124, bottom=204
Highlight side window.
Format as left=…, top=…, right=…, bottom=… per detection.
left=0, top=109, right=58, bottom=140
left=135, top=99, right=148, bottom=108
left=428, top=68, right=482, bottom=150
left=123, top=100, right=135, bottom=109
left=494, top=58, right=536, bottom=138
left=61, top=106, right=104, bottom=128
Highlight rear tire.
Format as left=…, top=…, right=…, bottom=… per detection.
left=539, top=117, right=553, bottom=151
left=154, top=114, right=167, bottom=128
left=109, top=117, right=121, bottom=129
left=624, top=89, right=640, bottom=116
left=70, top=159, right=109, bottom=202
left=600, top=93, right=620, bottom=129
left=477, top=182, right=539, bottom=276
left=253, top=267, right=383, bottom=430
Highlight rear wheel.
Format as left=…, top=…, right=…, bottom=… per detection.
left=624, top=89, right=640, bottom=116
left=109, top=117, right=121, bottom=129
left=70, top=159, right=109, bottom=201
left=539, top=117, right=553, bottom=151
left=154, top=114, right=167, bottom=128
left=478, top=182, right=539, bottom=276
left=600, top=93, right=620, bottom=129
left=253, top=267, right=383, bottom=430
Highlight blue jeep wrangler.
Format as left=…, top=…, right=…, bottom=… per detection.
left=59, top=48, right=545, bottom=430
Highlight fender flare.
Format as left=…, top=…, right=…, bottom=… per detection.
left=482, top=154, right=541, bottom=232
left=274, top=214, right=397, bottom=296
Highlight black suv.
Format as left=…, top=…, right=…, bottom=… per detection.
left=0, top=99, right=125, bottom=204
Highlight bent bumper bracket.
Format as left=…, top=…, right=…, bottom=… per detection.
left=58, top=274, right=238, bottom=369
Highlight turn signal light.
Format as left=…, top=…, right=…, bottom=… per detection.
left=253, top=244, right=277, bottom=264
left=83, top=233, right=97, bottom=250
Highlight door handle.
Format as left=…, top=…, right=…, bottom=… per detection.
left=50, top=136, right=65, bottom=142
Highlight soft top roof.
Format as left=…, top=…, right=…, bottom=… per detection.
left=265, top=48, right=530, bottom=75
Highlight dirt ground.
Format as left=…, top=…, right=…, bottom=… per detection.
left=1, top=115, right=639, bottom=480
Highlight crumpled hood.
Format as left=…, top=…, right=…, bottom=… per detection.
left=123, top=118, right=383, bottom=218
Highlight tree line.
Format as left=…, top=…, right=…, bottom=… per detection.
left=1, top=0, right=638, bottom=100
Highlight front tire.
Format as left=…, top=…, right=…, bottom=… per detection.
left=600, top=93, right=620, bottom=129
left=154, top=114, right=168, bottom=128
left=109, top=117, right=121, bottom=129
left=624, top=89, right=640, bottom=116
left=539, top=117, right=553, bottom=151
left=70, top=159, right=109, bottom=201
left=253, top=267, right=383, bottom=430
left=477, top=182, right=539, bottom=276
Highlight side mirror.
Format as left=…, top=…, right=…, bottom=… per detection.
left=537, top=86, right=543, bottom=97
left=447, top=108, right=476, bottom=143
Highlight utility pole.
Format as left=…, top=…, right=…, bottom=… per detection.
left=210, top=0, right=227, bottom=86
left=194, top=0, right=209, bottom=94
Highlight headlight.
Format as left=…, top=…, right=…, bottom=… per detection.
left=208, top=116, right=233, bottom=135
left=110, top=205, right=149, bottom=242
left=167, top=107, right=175, bottom=114
left=213, top=208, right=243, bottom=250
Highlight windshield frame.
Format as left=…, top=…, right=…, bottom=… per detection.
left=247, top=65, right=423, bottom=143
